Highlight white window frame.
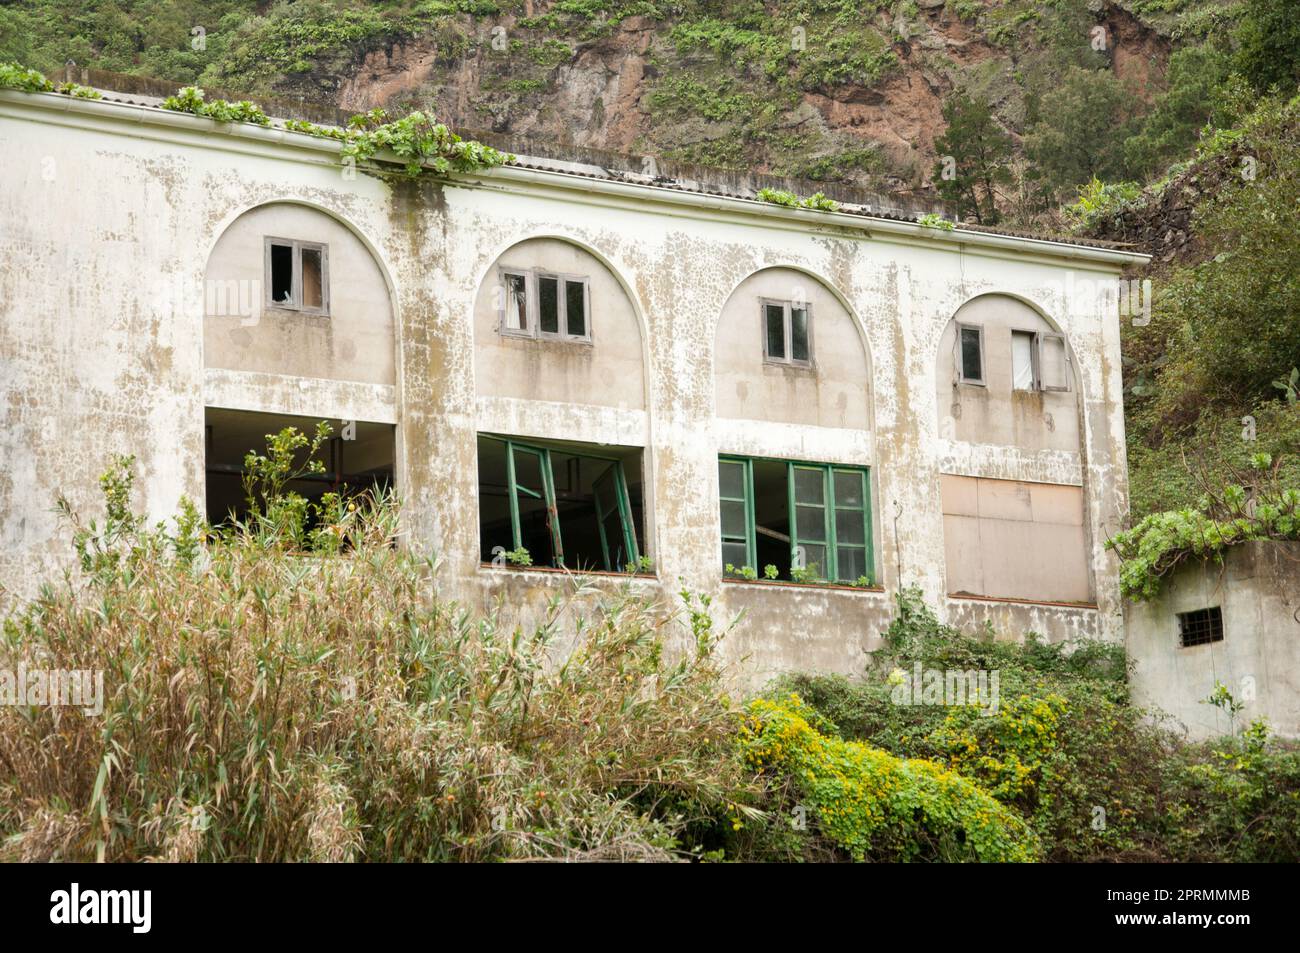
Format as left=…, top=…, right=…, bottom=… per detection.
left=1011, top=328, right=1039, bottom=392
left=760, top=297, right=814, bottom=368
left=1036, top=331, right=1071, bottom=393
left=1009, top=329, right=1072, bottom=393
left=264, top=237, right=329, bottom=316
left=956, top=323, right=984, bottom=385
left=498, top=268, right=591, bottom=343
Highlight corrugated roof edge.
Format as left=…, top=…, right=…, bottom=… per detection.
left=54, top=64, right=1148, bottom=254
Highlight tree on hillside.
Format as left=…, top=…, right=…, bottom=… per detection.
left=1235, top=0, right=1300, bottom=94
left=1024, top=66, right=1133, bottom=201
left=932, top=92, right=1015, bottom=225
left=1123, top=43, right=1232, bottom=179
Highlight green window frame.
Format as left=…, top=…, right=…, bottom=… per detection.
left=719, top=455, right=873, bottom=584
left=493, top=436, right=640, bottom=572
left=718, top=457, right=755, bottom=571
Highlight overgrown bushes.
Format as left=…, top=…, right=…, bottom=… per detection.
left=771, top=590, right=1300, bottom=862
left=0, top=450, right=752, bottom=862
left=4, top=442, right=1299, bottom=862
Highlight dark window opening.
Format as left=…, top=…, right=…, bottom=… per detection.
left=265, top=237, right=328, bottom=314
left=204, top=408, right=394, bottom=529
left=959, top=325, right=983, bottom=383
left=565, top=279, right=587, bottom=337
left=270, top=243, right=293, bottom=305
left=478, top=434, right=643, bottom=572
left=1177, top=607, right=1224, bottom=648
left=538, top=276, right=560, bottom=334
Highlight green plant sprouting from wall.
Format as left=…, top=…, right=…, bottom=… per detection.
left=756, top=187, right=839, bottom=211
left=0, top=61, right=100, bottom=98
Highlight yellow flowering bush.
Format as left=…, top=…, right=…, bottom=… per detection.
left=929, top=694, right=1067, bottom=802
left=739, top=695, right=1038, bottom=862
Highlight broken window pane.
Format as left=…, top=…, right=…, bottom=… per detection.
left=765, top=303, right=786, bottom=359
left=1012, top=330, right=1036, bottom=390
left=1039, top=334, right=1069, bottom=391
left=565, top=279, right=587, bottom=337
left=270, top=243, right=293, bottom=305
left=959, top=326, right=982, bottom=382
left=480, top=436, right=643, bottom=572
left=504, top=273, right=528, bottom=331
left=301, top=247, right=323, bottom=310
left=539, top=276, right=560, bottom=334
left=791, top=307, right=810, bottom=362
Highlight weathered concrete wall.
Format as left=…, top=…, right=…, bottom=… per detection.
left=1126, top=542, right=1300, bottom=740
left=205, top=202, right=396, bottom=385
left=714, top=266, right=870, bottom=431
left=0, top=90, right=1139, bottom=679
left=473, top=236, right=646, bottom=410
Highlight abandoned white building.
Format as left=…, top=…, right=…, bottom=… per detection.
left=0, top=77, right=1149, bottom=686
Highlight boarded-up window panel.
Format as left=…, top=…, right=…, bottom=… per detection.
left=940, top=474, right=1091, bottom=603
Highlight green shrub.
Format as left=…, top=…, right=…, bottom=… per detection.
left=738, top=694, right=1039, bottom=861
left=162, top=86, right=270, bottom=125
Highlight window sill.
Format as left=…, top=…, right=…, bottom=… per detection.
left=478, top=562, right=657, bottom=581
left=947, top=592, right=1098, bottom=610
left=498, top=331, right=593, bottom=346
left=721, top=577, right=884, bottom=594
left=264, top=305, right=331, bottom=320
left=762, top=359, right=816, bottom=374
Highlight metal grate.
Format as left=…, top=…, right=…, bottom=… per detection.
left=1177, top=607, right=1224, bottom=648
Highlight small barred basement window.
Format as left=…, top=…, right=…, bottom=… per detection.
left=1177, top=607, right=1224, bottom=648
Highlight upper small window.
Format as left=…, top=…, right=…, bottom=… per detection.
left=762, top=299, right=812, bottom=366
left=265, top=237, right=328, bottom=315
left=957, top=324, right=983, bottom=384
left=499, top=268, right=590, bottom=341
left=1012, top=330, right=1071, bottom=392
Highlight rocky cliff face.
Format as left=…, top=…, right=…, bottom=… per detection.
left=286, top=1, right=1173, bottom=200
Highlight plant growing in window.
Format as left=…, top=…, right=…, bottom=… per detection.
left=725, top=563, right=758, bottom=581
left=504, top=546, right=533, bottom=567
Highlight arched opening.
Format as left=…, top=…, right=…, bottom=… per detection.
left=714, top=266, right=871, bottom=429
left=935, top=293, right=1092, bottom=604
left=201, top=202, right=398, bottom=527
left=472, top=236, right=646, bottom=409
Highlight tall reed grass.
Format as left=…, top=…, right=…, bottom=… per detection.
left=0, top=448, right=756, bottom=862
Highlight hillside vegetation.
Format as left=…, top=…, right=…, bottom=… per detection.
left=0, top=1, right=1249, bottom=207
